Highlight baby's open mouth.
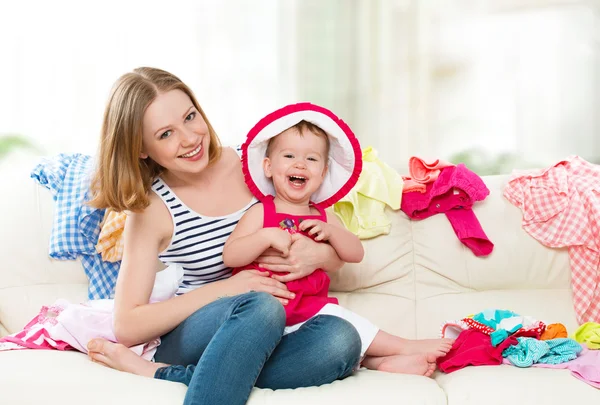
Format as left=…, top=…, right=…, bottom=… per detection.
left=288, top=176, right=307, bottom=185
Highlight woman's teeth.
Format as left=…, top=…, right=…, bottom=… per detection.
left=180, top=144, right=202, bottom=158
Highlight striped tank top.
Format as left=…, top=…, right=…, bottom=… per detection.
left=151, top=177, right=257, bottom=295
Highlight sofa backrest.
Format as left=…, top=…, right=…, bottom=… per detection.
left=0, top=158, right=578, bottom=339
left=330, top=175, right=577, bottom=339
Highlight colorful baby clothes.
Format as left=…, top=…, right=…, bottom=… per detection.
left=502, top=337, right=548, bottom=367
left=232, top=196, right=338, bottom=326
left=503, top=156, right=600, bottom=324
left=541, top=323, right=568, bottom=340
left=440, top=319, right=472, bottom=339
left=0, top=303, right=73, bottom=351
left=440, top=318, right=496, bottom=339
left=572, top=322, right=600, bottom=349
left=96, top=210, right=126, bottom=262
left=503, top=337, right=583, bottom=367
left=503, top=347, right=600, bottom=389
left=30, top=153, right=120, bottom=299
left=437, top=329, right=518, bottom=373
left=569, top=349, right=600, bottom=388
left=536, top=338, right=584, bottom=364
left=472, top=309, right=519, bottom=329
left=401, top=164, right=494, bottom=256
left=333, top=147, right=404, bottom=239
left=402, top=157, right=454, bottom=193
left=471, top=309, right=545, bottom=346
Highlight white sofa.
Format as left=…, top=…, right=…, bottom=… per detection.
left=1, top=157, right=598, bottom=405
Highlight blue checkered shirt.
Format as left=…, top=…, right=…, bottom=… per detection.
left=31, top=153, right=120, bottom=299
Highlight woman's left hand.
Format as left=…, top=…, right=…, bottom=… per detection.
left=256, top=233, right=326, bottom=282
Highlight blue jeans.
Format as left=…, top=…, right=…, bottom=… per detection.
left=153, top=291, right=361, bottom=405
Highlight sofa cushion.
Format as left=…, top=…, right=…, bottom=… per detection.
left=410, top=175, right=579, bottom=338
left=415, top=288, right=579, bottom=339
left=329, top=205, right=419, bottom=338
left=0, top=158, right=88, bottom=334
left=0, top=350, right=447, bottom=405
left=434, top=365, right=600, bottom=404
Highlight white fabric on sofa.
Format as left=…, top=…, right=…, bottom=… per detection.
left=0, top=158, right=597, bottom=404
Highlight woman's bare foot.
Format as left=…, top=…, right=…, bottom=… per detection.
left=87, top=339, right=166, bottom=378
left=398, top=338, right=454, bottom=357
left=362, top=353, right=437, bottom=377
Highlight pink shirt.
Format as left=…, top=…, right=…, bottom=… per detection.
left=401, top=164, right=494, bottom=257
left=504, top=156, right=600, bottom=324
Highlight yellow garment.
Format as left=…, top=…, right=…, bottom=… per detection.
left=96, top=210, right=126, bottom=262
left=572, top=322, right=600, bottom=349
left=333, top=146, right=404, bottom=239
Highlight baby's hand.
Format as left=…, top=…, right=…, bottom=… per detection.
left=299, top=219, right=331, bottom=241
left=264, top=228, right=292, bottom=257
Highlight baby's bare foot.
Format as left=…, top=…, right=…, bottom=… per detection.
left=87, top=339, right=166, bottom=378
left=400, top=338, right=454, bottom=357
left=363, top=353, right=437, bottom=376
left=425, top=356, right=437, bottom=377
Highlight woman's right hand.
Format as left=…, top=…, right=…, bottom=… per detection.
left=225, top=270, right=295, bottom=305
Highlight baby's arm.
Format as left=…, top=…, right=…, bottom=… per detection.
left=223, top=203, right=291, bottom=268
left=324, top=213, right=364, bottom=263
left=299, top=214, right=364, bottom=263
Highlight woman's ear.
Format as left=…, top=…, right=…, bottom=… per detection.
left=262, top=157, right=273, bottom=178
left=140, top=151, right=149, bottom=159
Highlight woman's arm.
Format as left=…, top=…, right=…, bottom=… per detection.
left=113, top=197, right=292, bottom=347
left=223, top=204, right=291, bottom=268
left=113, top=199, right=227, bottom=346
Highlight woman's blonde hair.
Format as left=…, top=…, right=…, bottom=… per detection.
left=89, top=67, right=221, bottom=212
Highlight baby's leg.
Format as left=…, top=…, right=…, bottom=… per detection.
left=360, top=332, right=450, bottom=376
left=312, top=304, right=379, bottom=357
left=317, top=304, right=453, bottom=357
left=366, top=330, right=454, bottom=358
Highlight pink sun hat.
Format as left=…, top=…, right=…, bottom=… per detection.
left=241, top=103, right=362, bottom=209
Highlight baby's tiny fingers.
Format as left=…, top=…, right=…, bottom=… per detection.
left=299, top=220, right=316, bottom=231
left=308, top=226, right=320, bottom=236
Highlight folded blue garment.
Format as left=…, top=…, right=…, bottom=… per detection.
left=31, top=153, right=120, bottom=299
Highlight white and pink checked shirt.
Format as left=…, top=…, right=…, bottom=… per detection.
left=504, top=156, right=600, bottom=324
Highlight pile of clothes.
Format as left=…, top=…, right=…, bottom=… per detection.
left=438, top=309, right=600, bottom=388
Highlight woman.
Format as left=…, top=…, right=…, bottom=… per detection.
left=87, top=67, right=361, bottom=405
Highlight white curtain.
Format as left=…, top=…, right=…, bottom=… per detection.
left=1, top=0, right=598, bottom=173
left=0, top=0, right=294, bottom=155
left=292, top=0, right=600, bottom=172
